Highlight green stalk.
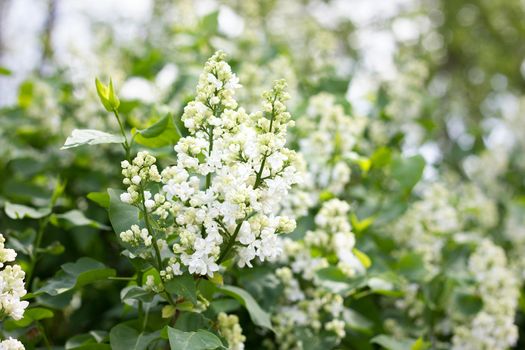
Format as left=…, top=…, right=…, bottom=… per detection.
left=112, top=108, right=131, bottom=161
left=139, top=185, right=176, bottom=306
left=217, top=221, right=243, bottom=264
left=27, top=216, right=50, bottom=289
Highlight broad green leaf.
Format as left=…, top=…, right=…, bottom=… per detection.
left=4, top=307, right=53, bottom=329
left=121, top=286, right=154, bottom=304
left=108, top=188, right=141, bottom=235
left=109, top=324, right=160, bottom=350
left=4, top=202, right=51, bottom=219
left=165, top=274, right=198, bottom=304
left=38, top=257, right=116, bottom=296
left=68, top=345, right=111, bottom=350
left=209, top=298, right=241, bottom=315
left=315, top=267, right=367, bottom=294
left=371, top=335, right=416, bottom=350
left=53, top=210, right=109, bottom=229
left=367, top=276, right=402, bottom=297
left=61, top=129, right=125, bottom=150
left=396, top=253, right=428, bottom=282
left=391, top=155, right=426, bottom=191
left=370, top=146, right=392, bottom=168
left=87, top=191, right=110, bottom=209
left=453, top=292, right=483, bottom=316
left=411, top=337, right=431, bottom=350
left=218, top=285, right=273, bottom=331
left=343, top=309, right=373, bottom=333
left=167, top=327, right=224, bottom=350
left=133, top=113, right=181, bottom=148
left=65, top=331, right=110, bottom=350
left=423, top=274, right=456, bottom=310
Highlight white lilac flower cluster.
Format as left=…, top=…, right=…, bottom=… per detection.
left=0, top=234, right=28, bottom=322
left=457, top=183, right=498, bottom=230
left=119, top=224, right=152, bottom=257
left=504, top=202, right=525, bottom=281
left=451, top=239, right=519, bottom=350
left=297, top=93, right=366, bottom=199
left=0, top=233, right=28, bottom=349
left=273, top=271, right=347, bottom=350
left=393, top=182, right=498, bottom=275
left=279, top=199, right=364, bottom=282
left=217, top=312, right=246, bottom=350
left=389, top=180, right=511, bottom=346
left=119, top=51, right=302, bottom=279
left=271, top=199, right=366, bottom=349
left=0, top=338, right=25, bottom=350
left=392, top=183, right=460, bottom=274
left=119, top=151, right=162, bottom=207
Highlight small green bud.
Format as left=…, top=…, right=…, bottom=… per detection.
left=95, top=77, right=120, bottom=112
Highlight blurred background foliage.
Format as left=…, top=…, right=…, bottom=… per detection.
left=1, top=0, right=525, bottom=348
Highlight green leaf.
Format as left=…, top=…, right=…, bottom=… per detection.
left=37, top=241, right=65, bottom=255
left=95, top=78, right=119, bottom=112
left=87, top=192, right=110, bottom=209
left=4, top=201, right=51, bottom=219
left=370, top=147, right=392, bottom=168
left=371, top=335, right=416, bottom=350
left=121, top=286, right=155, bottom=304
left=18, top=80, right=34, bottom=108
left=343, top=309, right=373, bottom=333
left=367, top=275, right=402, bottom=296
left=4, top=307, right=53, bottom=329
left=396, top=253, right=428, bottom=282
left=133, top=113, right=181, bottom=148
left=54, top=210, right=109, bottom=229
left=391, top=155, right=426, bottom=191
left=162, top=305, right=177, bottom=318
left=165, top=274, right=198, bottom=304
left=38, top=257, right=116, bottom=296
left=352, top=248, right=372, bottom=268
left=109, top=324, right=160, bottom=350
left=411, top=337, right=430, bottom=350
left=453, top=292, right=483, bottom=316
left=51, top=178, right=67, bottom=206
left=167, top=327, right=224, bottom=350
left=108, top=78, right=120, bottom=110
left=108, top=188, right=141, bottom=235
left=68, top=344, right=111, bottom=350
left=218, top=285, right=273, bottom=331
left=61, top=129, right=125, bottom=150
left=315, top=267, right=367, bottom=294
left=0, top=66, right=12, bottom=75
left=350, top=213, right=374, bottom=233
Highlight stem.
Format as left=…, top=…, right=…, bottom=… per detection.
left=108, top=276, right=135, bottom=281
left=254, top=153, right=268, bottom=189
left=205, top=125, right=214, bottom=189
left=27, top=216, right=50, bottom=289
left=217, top=221, right=243, bottom=264
left=137, top=270, right=144, bottom=329
left=254, top=96, right=277, bottom=189
left=36, top=320, right=52, bottom=349
left=113, top=109, right=131, bottom=161
left=139, top=185, right=176, bottom=306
